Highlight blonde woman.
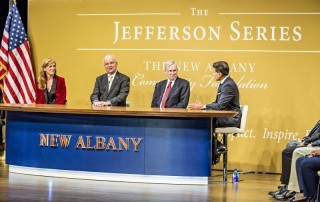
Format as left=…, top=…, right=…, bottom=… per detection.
left=35, top=58, right=66, bottom=104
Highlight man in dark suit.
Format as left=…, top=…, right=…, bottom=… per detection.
left=268, top=120, right=320, bottom=201
left=151, top=60, right=190, bottom=108
left=187, top=61, right=241, bottom=128
left=90, top=55, right=130, bottom=107
left=187, top=61, right=241, bottom=164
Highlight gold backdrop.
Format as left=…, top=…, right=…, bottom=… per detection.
left=28, top=0, right=320, bottom=173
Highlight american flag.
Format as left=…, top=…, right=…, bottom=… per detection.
left=0, top=1, right=36, bottom=104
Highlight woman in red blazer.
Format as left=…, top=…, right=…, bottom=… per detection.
left=35, top=58, right=67, bottom=104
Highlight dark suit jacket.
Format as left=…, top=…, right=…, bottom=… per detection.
left=151, top=77, right=190, bottom=108
left=90, top=71, right=130, bottom=106
left=35, top=75, right=67, bottom=104
left=302, top=120, right=320, bottom=146
left=206, top=76, right=241, bottom=128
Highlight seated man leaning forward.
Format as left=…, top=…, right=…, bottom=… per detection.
left=90, top=55, right=130, bottom=107
left=187, top=61, right=242, bottom=164
left=187, top=61, right=241, bottom=128
left=151, top=60, right=190, bottom=108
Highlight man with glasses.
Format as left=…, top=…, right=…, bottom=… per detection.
left=151, top=60, right=190, bottom=108
left=90, top=54, right=130, bottom=107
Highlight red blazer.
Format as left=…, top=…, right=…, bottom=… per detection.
left=35, top=76, right=67, bottom=104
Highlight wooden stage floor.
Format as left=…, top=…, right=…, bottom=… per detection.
left=0, top=150, right=281, bottom=202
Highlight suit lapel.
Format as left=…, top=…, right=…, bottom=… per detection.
left=160, top=81, right=167, bottom=99
left=216, top=83, right=222, bottom=100
left=167, top=78, right=180, bottom=99
left=216, top=77, right=230, bottom=100
left=101, top=74, right=109, bottom=98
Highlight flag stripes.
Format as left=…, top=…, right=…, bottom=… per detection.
left=0, top=1, right=36, bottom=103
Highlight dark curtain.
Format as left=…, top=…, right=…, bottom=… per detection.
left=0, top=0, right=28, bottom=36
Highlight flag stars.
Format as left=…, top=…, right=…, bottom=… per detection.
left=4, top=4, right=28, bottom=51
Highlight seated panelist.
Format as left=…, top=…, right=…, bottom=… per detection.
left=35, top=58, right=67, bottom=104
left=90, top=55, right=130, bottom=107
left=151, top=60, right=190, bottom=108
left=187, top=61, right=241, bottom=128
left=187, top=61, right=241, bottom=164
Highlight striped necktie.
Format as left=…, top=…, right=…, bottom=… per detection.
left=108, top=75, right=113, bottom=90
left=160, top=81, right=172, bottom=108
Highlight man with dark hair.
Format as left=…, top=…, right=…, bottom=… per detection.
left=187, top=61, right=242, bottom=163
left=187, top=61, right=241, bottom=128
